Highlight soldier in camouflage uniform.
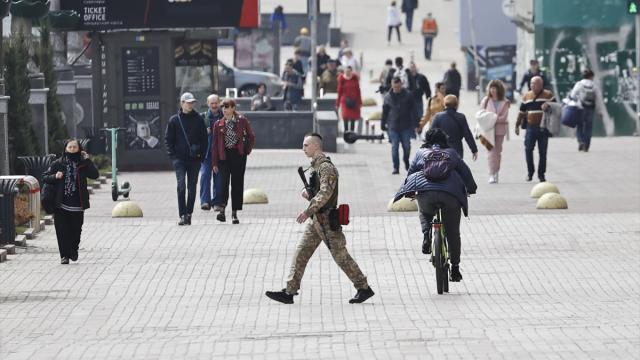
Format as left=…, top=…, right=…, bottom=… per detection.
left=266, top=133, right=375, bottom=304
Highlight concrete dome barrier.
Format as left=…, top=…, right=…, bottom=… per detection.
left=388, top=197, right=418, bottom=212
left=243, top=188, right=269, bottom=204
left=530, top=182, right=560, bottom=198
left=362, top=98, right=377, bottom=107
left=536, top=193, right=568, bottom=209
left=367, top=111, right=382, bottom=121
left=112, top=201, right=143, bottom=217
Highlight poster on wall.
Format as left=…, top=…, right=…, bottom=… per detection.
left=234, top=29, right=279, bottom=74
left=122, top=47, right=161, bottom=97
left=124, top=101, right=161, bottom=150
left=464, top=45, right=517, bottom=100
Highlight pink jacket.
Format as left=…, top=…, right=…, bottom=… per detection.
left=481, top=97, right=510, bottom=136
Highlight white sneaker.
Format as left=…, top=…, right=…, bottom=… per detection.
left=488, top=175, right=496, bottom=184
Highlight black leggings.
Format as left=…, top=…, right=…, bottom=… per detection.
left=387, top=25, right=401, bottom=43
left=343, top=119, right=356, bottom=133
left=416, top=191, right=462, bottom=266
left=219, top=148, right=247, bottom=211
left=54, top=208, right=84, bottom=259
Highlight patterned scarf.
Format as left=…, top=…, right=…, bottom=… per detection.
left=224, top=116, right=239, bottom=148
left=64, top=160, right=78, bottom=197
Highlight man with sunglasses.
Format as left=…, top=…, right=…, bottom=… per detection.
left=165, top=92, right=208, bottom=226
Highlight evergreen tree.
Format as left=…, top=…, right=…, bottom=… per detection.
left=4, top=34, right=38, bottom=173
left=35, top=21, right=67, bottom=155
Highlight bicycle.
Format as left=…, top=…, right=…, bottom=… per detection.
left=430, top=208, right=449, bottom=294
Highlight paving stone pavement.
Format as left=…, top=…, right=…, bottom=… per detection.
left=0, top=136, right=639, bottom=359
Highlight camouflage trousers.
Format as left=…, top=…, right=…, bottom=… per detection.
left=286, top=217, right=368, bottom=294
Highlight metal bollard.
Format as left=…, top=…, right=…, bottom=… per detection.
left=0, top=178, right=19, bottom=244
left=370, top=124, right=375, bottom=143
left=365, top=120, right=370, bottom=136
left=18, top=154, right=57, bottom=186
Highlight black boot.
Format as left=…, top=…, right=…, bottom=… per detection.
left=349, top=287, right=375, bottom=304
left=422, top=232, right=431, bottom=255
left=178, top=216, right=186, bottom=226
left=185, top=214, right=192, bottom=225
left=265, top=289, right=294, bottom=304
left=216, top=212, right=226, bottom=222
left=450, top=265, right=463, bottom=282
left=232, top=211, right=239, bottom=224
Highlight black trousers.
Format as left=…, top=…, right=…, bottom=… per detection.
left=54, top=208, right=84, bottom=259
left=219, top=148, right=247, bottom=211
left=387, top=25, right=401, bottom=43
left=343, top=119, right=356, bottom=132
left=416, top=191, right=462, bottom=266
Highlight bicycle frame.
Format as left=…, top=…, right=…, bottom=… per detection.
left=431, top=208, right=450, bottom=294
left=432, top=209, right=449, bottom=265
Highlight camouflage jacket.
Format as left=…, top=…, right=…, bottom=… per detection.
left=304, top=153, right=339, bottom=217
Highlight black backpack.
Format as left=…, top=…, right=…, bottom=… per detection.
left=422, top=147, right=456, bottom=181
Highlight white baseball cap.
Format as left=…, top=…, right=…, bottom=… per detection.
left=180, top=92, right=197, bottom=103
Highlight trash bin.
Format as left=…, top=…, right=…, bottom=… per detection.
left=18, top=154, right=57, bottom=186
left=0, top=178, right=19, bottom=244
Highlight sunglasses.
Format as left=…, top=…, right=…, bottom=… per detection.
left=221, top=104, right=234, bottom=109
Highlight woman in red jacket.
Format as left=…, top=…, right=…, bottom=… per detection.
left=336, top=65, right=362, bottom=133
left=211, top=98, right=256, bottom=224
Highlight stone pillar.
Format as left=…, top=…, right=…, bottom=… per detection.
left=316, top=111, right=338, bottom=153
left=55, top=67, right=78, bottom=138
left=0, top=81, right=10, bottom=175
left=28, top=74, right=50, bottom=155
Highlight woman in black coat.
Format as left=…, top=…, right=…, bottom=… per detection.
left=43, top=139, right=99, bottom=264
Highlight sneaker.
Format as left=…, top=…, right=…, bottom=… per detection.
left=70, top=251, right=78, bottom=262
left=201, top=203, right=211, bottom=211
left=392, top=169, right=400, bottom=175
left=178, top=216, right=186, bottom=226
left=232, top=214, right=239, bottom=225
left=526, top=175, right=533, bottom=182
left=216, top=212, right=226, bottom=222
left=185, top=214, right=192, bottom=225
left=349, top=287, right=375, bottom=304
left=450, top=265, right=463, bottom=282
left=60, top=257, right=69, bottom=265
left=422, top=233, right=431, bottom=254
left=488, top=175, right=496, bottom=184
left=265, top=289, right=294, bottom=304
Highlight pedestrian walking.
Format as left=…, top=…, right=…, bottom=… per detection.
left=394, top=128, right=477, bottom=281
left=200, top=94, right=224, bottom=211
left=293, top=27, right=312, bottom=76
left=43, top=138, right=99, bottom=264
left=282, top=60, right=304, bottom=111
left=320, top=59, right=339, bottom=94
left=387, top=1, right=402, bottom=45
left=336, top=66, right=362, bottom=133
left=166, top=92, right=208, bottom=226
left=480, top=80, right=510, bottom=183
left=250, top=83, right=274, bottom=111
left=337, top=39, right=349, bottom=60
left=515, top=76, right=555, bottom=182
left=378, top=59, right=394, bottom=93
left=339, top=48, right=361, bottom=76
left=291, top=50, right=306, bottom=86
left=384, top=57, right=408, bottom=90
left=401, top=0, right=418, bottom=32
left=316, top=45, right=331, bottom=76
left=418, top=82, right=446, bottom=132
left=421, top=12, right=438, bottom=60
left=518, top=59, right=548, bottom=94
left=211, top=98, right=256, bottom=224
left=265, top=133, right=375, bottom=304
left=443, top=62, right=462, bottom=98
left=407, top=61, right=431, bottom=120
left=381, top=77, right=418, bottom=174
left=570, top=69, right=601, bottom=152
left=270, top=5, right=287, bottom=32
left=430, top=95, right=478, bottom=160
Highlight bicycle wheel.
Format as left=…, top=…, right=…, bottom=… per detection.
left=442, top=237, right=449, bottom=293
left=433, top=230, right=445, bottom=295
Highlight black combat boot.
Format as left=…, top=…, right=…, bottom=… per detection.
left=178, top=216, right=186, bottom=226
left=422, top=231, right=431, bottom=255
left=450, top=265, right=463, bottom=282
left=349, top=287, right=375, bottom=304
left=185, top=214, right=192, bottom=225
left=265, top=289, right=294, bottom=304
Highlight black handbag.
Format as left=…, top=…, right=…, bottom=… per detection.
left=345, top=97, right=357, bottom=109
left=41, top=181, right=57, bottom=214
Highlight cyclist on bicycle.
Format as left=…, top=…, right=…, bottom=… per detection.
left=394, top=128, right=477, bottom=281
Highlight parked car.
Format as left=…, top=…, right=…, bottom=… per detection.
left=217, top=60, right=283, bottom=97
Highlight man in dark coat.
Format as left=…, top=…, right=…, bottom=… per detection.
left=407, top=61, right=431, bottom=120
left=443, top=62, right=462, bottom=98
left=430, top=94, right=478, bottom=161
left=381, top=77, right=418, bottom=174
left=165, top=92, right=208, bottom=226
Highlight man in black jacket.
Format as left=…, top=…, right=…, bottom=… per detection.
left=430, top=95, right=478, bottom=161
left=165, top=92, right=208, bottom=226
left=381, top=77, right=418, bottom=174
left=443, top=62, right=462, bottom=98
left=407, top=61, right=431, bottom=120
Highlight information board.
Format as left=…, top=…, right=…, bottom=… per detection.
left=122, top=47, right=160, bottom=97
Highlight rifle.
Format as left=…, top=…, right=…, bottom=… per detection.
left=297, top=166, right=315, bottom=200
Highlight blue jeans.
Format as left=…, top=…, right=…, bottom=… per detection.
left=388, top=128, right=413, bottom=171
left=577, top=107, right=594, bottom=150
left=173, top=159, right=200, bottom=217
left=424, top=36, right=434, bottom=59
left=199, top=159, right=222, bottom=207
left=405, top=9, right=414, bottom=32
left=524, top=126, right=549, bottom=180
